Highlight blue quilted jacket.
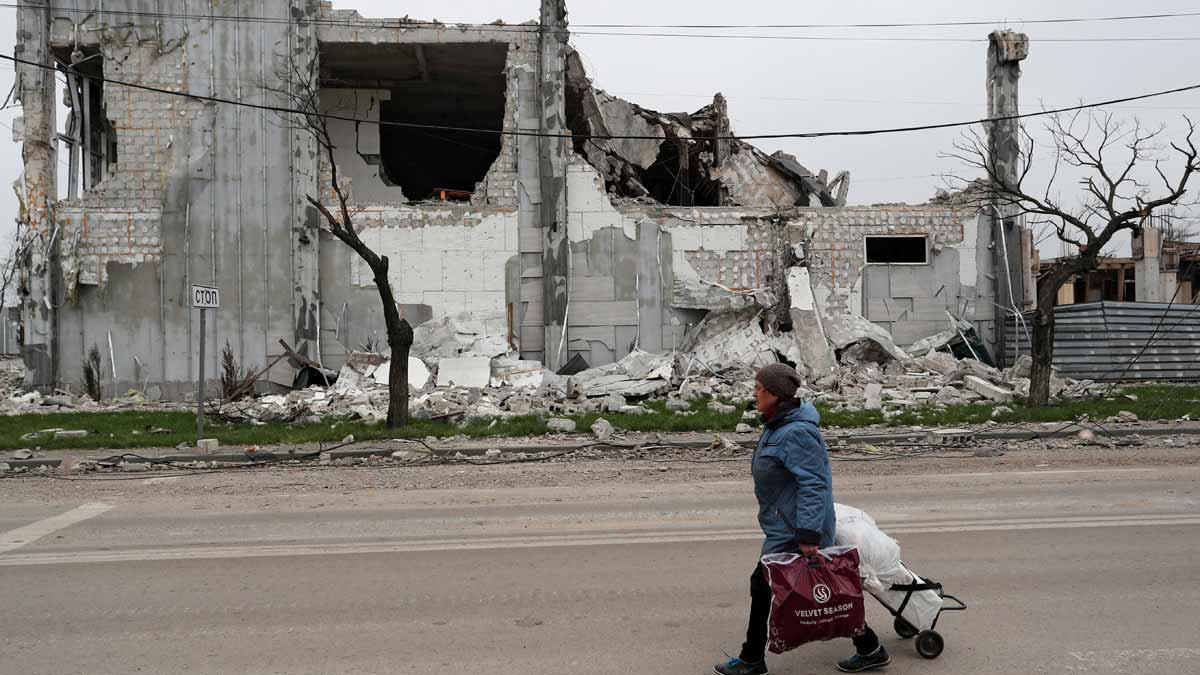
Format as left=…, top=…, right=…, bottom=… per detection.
left=752, top=400, right=836, bottom=555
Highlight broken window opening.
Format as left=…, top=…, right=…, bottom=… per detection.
left=55, top=47, right=117, bottom=197
left=319, top=42, right=509, bottom=202
left=865, top=235, right=928, bottom=264
left=641, top=138, right=722, bottom=207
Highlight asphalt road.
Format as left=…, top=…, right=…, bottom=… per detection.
left=2, top=463, right=1199, bottom=675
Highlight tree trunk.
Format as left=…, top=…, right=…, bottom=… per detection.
left=385, top=320, right=413, bottom=429
left=1028, top=303, right=1056, bottom=406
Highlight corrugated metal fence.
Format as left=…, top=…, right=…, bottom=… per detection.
left=1005, top=302, right=1200, bottom=382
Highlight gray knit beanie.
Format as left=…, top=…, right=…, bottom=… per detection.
left=755, top=363, right=802, bottom=400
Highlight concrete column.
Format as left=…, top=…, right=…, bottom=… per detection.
left=538, top=0, right=570, bottom=370
left=15, top=0, right=59, bottom=391
left=290, top=0, right=322, bottom=363
left=986, top=30, right=1030, bottom=367
left=1134, top=227, right=1170, bottom=302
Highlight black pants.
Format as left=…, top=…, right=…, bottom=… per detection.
left=740, top=562, right=880, bottom=664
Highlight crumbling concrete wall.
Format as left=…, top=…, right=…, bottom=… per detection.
left=18, top=0, right=319, bottom=398
left=792, top=206, right=991, bottom=350
left=314, top=10, right=534, bottom=369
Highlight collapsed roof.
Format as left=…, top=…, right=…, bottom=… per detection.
left=564, top=49, right=848, bottom=208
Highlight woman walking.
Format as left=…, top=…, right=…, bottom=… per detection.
left=713, top=363, right=890, bottom=674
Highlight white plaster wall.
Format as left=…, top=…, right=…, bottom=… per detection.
left=351, top=209, right=518, bottom=317
left=321, top=89, right=406, bottom=205
left=958, top=215, right=981, bottom=286
left=566, top=159, right=639, bottom=242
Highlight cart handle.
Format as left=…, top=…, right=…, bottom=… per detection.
left=939, top=593, right=968, bottom=611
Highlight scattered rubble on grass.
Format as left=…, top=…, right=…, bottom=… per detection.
left=0, top=308, right=1111, bottom=430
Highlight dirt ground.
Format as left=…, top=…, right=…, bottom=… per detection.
left=3, top=430, right=1198, bottom=504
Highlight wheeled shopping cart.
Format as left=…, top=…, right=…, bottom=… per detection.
left=868, top=566, right=967, bottom=659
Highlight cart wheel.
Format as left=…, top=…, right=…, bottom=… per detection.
left=893, top=616, right=919, bottom=639
left=915, top=630, right=944, bottom=659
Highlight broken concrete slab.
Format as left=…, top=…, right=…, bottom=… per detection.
left=490, top=358, right=546, bottom=389
left=547, top=418, right=577, bottom=433
left=786, top=267, right=836, bottom=378
left=921, top=352, right=958, bottom=376
left=963, top=375, right=1014, bottom=403
left=436, top=357, right=493, bottom=389
left=864, top=383, right=884, bottom=410
left=53, top=430, right=88, bottom=439
left=826, top=314, right=909, bottom=364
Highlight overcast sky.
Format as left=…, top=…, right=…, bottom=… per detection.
left=3, top=0, right=1200, bottom=281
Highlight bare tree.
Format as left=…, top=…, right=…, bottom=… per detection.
left=1, top=184, right=31, bottom=311
left=949, top=112, right=1200, bottom=406
left=279, top=55, right=414, bottom=428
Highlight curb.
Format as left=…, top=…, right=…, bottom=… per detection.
left=5, top=423, right=1200, bottom=471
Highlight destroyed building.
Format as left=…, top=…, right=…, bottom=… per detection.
left=11, top=0, right=1034, bottom=399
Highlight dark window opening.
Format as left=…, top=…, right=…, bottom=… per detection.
left=54, top=47, right=117, bottom=197
left=1073, top=276, right=1087, bottom=304
left=1122, top=267, right=1136, bottom=301
left=640, top=139, right=721, bottom=207
left=320, top=42, right=508, bottom=202
left=865, top=236, right=928, bottom=264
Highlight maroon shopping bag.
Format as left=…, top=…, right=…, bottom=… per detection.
left=761, top=546, right=866, bottom=654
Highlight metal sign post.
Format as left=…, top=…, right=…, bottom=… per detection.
left=191, top=285, right=220, bottom=445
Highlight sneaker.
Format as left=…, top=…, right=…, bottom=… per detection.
left=713, top=656, right=769, bottom=675
left=836, top=646, right=891, bottom=672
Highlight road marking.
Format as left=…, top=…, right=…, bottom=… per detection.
left=923, top=468, right=1163, bottom=479
left=1, top=511, right=1198, bottom=566
left=1051, top=647, right=1200, bottom=672
left=0, top=502, right=113, bottom=554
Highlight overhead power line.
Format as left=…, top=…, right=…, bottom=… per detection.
left=1, top=3, right=1200, bottom=42
left=2, top=3, right=1200, bottom=31
left=2, top=52, right=1198, bottom=142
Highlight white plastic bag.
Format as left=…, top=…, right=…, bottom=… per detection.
left=874, top=563, right=943, bottom=631
left=834, top=503, right=943, bottom=630
left=833, top=503, right=904, bottom=594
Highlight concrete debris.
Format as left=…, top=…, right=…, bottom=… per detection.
left=412, top=312, right=512, bottom=361
left=707, top=401, right=737, bottom=414
left=601, top=393, right=627, bottom=412
left=591, top=418, right=615, bottom=440
left=963, top=375, right=1015, bottom=403
left=53, top=430, right=88, bottom=439
left=1117, top=410, right=1139, bottom=423
left=436, top=357, right=493, bottom=389
left=684, top=309, right=787, bottom=374
left=864, top=383, right=884, bottom=411
left=547, top=418, right=577, bottom=433
left=991, top=406, right=1014, bottom=418
left=569, top=350, right=674, bottom=398
left=368, top=357, right=432, bottom=390
left=13, top=449, right=33, bottom=459
left=490, top=358, right=547, bottom=389
left=565, top=50, right=845, bottom=209
left=735, top=423, right=755, bottom=433
left=830, top=314, right=910, bottom=365
left=666, top=399, right=690, bottom=412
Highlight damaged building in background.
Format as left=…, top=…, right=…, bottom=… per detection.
left=11, top=0, right=1034, bottom=401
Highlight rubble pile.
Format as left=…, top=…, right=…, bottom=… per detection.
left=0, top=312, right=1105, bottom=427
